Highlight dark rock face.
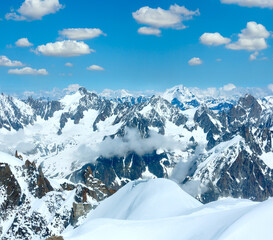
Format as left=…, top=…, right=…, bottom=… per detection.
left=216, top=151, right=273, bottom=201
left=0, top=163, right=21, bottom=213
left=65, top=166, right=112, bottom=203
left=227, top=94, right=262, bottom=130
left=69, top=151, right=169, bottom=190
left=112, top=96, right=187, bottom=138
left=187, top=131, right=273, bottom=204
left=194, top=107, right=222, bottom=150
left=46, top=236, right=64, bottom=240
left=71, top=202, right=92, bottom=226
left=24, top=160, right=53, bottom=198
left=25, top=97, right=62, bottom=120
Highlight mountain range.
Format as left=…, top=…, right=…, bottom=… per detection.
left=1, top=85, right=273, bottom=239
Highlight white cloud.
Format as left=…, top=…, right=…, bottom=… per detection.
left=6, top=0, right=63, bottom=21
left=169, top=4, right=200, bottom=18
left=200, top=32, right=231, bottom=46
left=15, top=38, right=33, bottom=47
left=64, top=84, right=82, bottom=93
left=132, top=4, right=199, bottom=32
left=223, top=83, right=236, bottom=91
left=188, top=57, right=203, bottom=66
left=226, top=21, right=270, bottom=51
left=216, top=58, right=222, bottom=61
left=137, top=27, right=161, bottom=36
left=249, top=51, right=259, bottom=60
left=65, top=62, right=73, bottom=67
left=5, top=13, right=26, bottom=21
left=221, top=0, right=273, bottom=8
left=87, top=65, right=104, bottom=71
left=0, top=56, right=24, bottom=67
left=59, top=73, right=72, bottom=77
left=268, top=84, right=273, bottom=92
left=74, top=128, right=183, bottom=162
left=8, top=67, right=48, bottom=75
left=23, top=91, right=36, bottom=97
left=59, top=28, right=106, bottom=40
left=36, top=40, right=94, bottom=57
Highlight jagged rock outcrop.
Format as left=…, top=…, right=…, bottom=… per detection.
left=0, top=163, right=21, bottom=215
left=24, top=160, right=53, bottom=198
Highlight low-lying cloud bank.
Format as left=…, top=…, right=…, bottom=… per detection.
left=74, top=128, right=184, bottom=163
left=12, top=83, right=273, bottom=101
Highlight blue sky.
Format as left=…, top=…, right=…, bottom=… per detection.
left=0, top=0, right=273, bottom=95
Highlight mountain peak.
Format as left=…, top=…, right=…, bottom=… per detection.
left=162, top=85, right=197, bottom=103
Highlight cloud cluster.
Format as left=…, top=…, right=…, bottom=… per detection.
left=221, top=0, right=273, bottom=8
left=36, top=40, right=94, bottom=57
left=133, top=4, right=199, bottom=36
left=201, top=22, right=271, bottom=60
left=200, top=32, right=231, bottom=46
left=64, top=84, right=81, bottom=93
left=188, top=57, right=203, bottom=66
left=74, top=129, right=184, bottom=162
left=138, top=27, right=161, bottom=36
left=223, top=83, right=236, bottom=91
left=0, top=129, right=36, bottom=155
left=226, top=22, right=270, bottom=51
left=59, top=28, right=105, bottom=40
left=8, top=67, right=48, bottom=75
left=6, top=0, right=63, bottom=21
left=65, top=62, right=73, bottom=67
left=15, top=38, right=33, bottom=47
left=249, top=51, right=259, bottom=61
left=87, top=65, right=104, bottom=71
left=0, top=56, right=24, bottom=67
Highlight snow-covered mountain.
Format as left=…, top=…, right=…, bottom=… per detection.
left=63, top=179, right=273, bottom=240
left=1, top=85, right=273, bottom=239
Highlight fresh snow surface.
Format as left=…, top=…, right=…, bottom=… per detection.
left=0, top=151, right=24, bottom=166
left=84, top=178, right=202, bottom=220
left=260, top=152, right=273, bottom=169
left=63, top=179, right=273, bottom=240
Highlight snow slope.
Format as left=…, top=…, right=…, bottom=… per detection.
left=63, top=179, right=273, bottom=240
left=84, top=178, right=202, bottom=220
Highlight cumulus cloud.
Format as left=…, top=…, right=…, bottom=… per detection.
left=249, top=51, right=259, bottom=60
left=200, top=32, right=231, bottom=46
left=15, top=38, right=33, bottom=47
left=59, top=28, right=106, bottom=40
left=65, top=62, right=73, bottom=67
left=226, top=21, right=270, bottom=51
left=137, top=27, right=161, bottom=36
left=64, top=84, right=82, bottom=93
left=36, top=40, right=94, bottom=57
left=87, top=65, right=104, bottom=71
left=5, top=0, right=64, bottom=21
left=133, top=4, right=199, bottom=35
left=223, top=83, right=236, bottom=91
left=221, top=0, right=273, bottom=8
left=0, top=56, right=24, bottom=67
left=8, top=67, right=48, bottom=75
left=188, top=57, right=203, bottom=66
